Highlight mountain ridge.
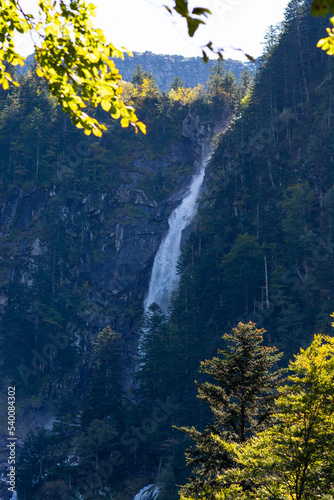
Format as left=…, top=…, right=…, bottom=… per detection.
left=21, top=51, right=255, bottom=90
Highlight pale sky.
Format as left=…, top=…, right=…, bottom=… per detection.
left=17, top=0, right=291, bottom=61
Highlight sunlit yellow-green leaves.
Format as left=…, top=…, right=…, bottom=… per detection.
left=0, top=0, right=246, bottom=132
left=34, top=0, right=145, bottom=136
left=0, top=0, right=28, bottom=90
left=311, top=1, right=334, bottom=57
left=0, top=0, right=146, bottom=136
left=0, top=0, right=224, bottom=135
left=206, top=334, right=334, bottom=500
left=317, top=16, right=334, bottom=54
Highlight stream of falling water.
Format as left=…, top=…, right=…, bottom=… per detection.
left=137, top=153, right=210, bottom=499
left=133, top=484, right=162, bottom=500
left=144, top=155, right=209, bottom=314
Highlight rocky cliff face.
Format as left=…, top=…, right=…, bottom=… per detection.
left=0, top=138, right=195, bottom=347
left=116, top=52, right=255, bottom=90
left=0, top=110, right=232, bottom=347
left=0, top=92, right=232, bottom=499
left=0, top=109, right=231, bottom=464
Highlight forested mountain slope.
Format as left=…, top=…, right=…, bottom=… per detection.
left=0, top=72, right=209, bottom=395
left=170, top=1, right=334, bottom=367
left=0, top=63, right=234, bottom=499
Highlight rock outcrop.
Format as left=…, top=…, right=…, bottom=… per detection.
left=0, top=140, right=195, bottom=344
left=0, top=110, right=232, bottom=350
left=116, top=52, right=255, bottom=90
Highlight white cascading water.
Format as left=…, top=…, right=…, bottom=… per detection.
left=133, top=484, right=162, bottom=500
left=144, top=156, right=209, bottom=314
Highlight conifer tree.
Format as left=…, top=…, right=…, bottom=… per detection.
left=1, top=280, right=34, bottom=380
left=17, top=429, right=53, bottom=500
left=136, top=302, right=171, bottom=401
left=81, top=326, right=124, bottom=429
left=170, top=76, right=185, bottom=91
left=221, top=71, right=237, bottom=107
left=208, top=333, right=334, bottom=500
left=179, top=322, right=284, bottom=498
left=131, top=65, right=155, bottom=87
left=207, top=60, right=226, bottom=101
left=237, top=69, right=253, bottom=101
left=220, top=234, right=264, bottom=321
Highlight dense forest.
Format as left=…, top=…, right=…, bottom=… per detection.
left=0, top=51, right=246, bottom=499
left=1, top=0, right=334, bottom=498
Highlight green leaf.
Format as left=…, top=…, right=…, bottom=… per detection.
left=192, top=7, right=212, bottom=17
left=174, top=0, right=189, bottom=17
left=245, top=53, right=256, bottom=62
left=187, top=18, right=204, bottom=37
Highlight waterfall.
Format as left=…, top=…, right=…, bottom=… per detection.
left=144, top=155, right=209, bottom=314
left=133, top=483, right=162, bottom=500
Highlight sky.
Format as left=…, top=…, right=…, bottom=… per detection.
left=17, top=0, right=291, bottom=61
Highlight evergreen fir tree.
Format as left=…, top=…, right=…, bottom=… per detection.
left=207, top=60, right=226, bottom=103
left=169, top=76, right=185, bottom=91
left=129, top=304, right=179, bottom=489
left=179, top=321, right=284, bottom=498
left=136, top=302, right=171, bottom=401
left=1, top=279, right=34, bottom=381
left=17, top=429, right=53, bottom=500
left=131, top=64, right=157, bottom=88
left=81, top=326, right=124, bottom=429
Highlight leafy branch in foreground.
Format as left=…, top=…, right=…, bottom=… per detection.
left=163, top=1, right=256, bottom=62
left=34, top=0, right=147, bottom=137
left=0, top=0, right=224, bottom=136
left=311, top=0, right=334, bottom=55
left=0, top=0, right=332, bottom=137
left=0, top=0, right=147, bottom=136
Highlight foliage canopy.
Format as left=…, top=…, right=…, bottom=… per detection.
left=0, top=0, right=221, bottom=136
left=179, top=322, right=284, bottom=498
left=182, top=334, right=334, bottom=500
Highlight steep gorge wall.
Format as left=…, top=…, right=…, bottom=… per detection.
left=0, top=94, right=232, bottom=490
left=0, top=107, right=233, bottom=349
left=0, top=138, right=195, bottom=344
left=0, top=131, right=199, bottom=467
